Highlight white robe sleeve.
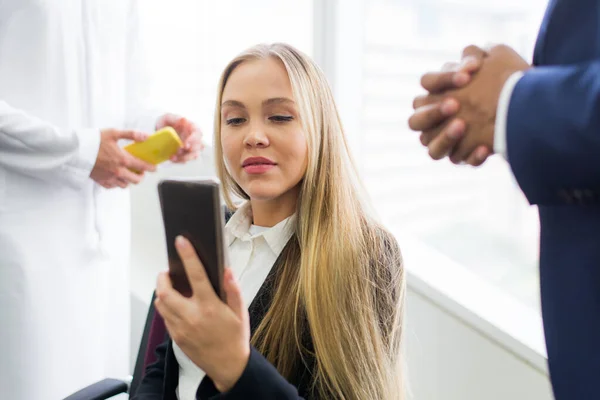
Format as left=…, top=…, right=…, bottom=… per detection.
left=0, top=99, right=100, bottom=188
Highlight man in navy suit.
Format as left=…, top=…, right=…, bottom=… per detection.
left=408, top=0, right=600, bottom=399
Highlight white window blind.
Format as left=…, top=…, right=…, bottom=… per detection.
left=353, top=0, right=548, bottom=309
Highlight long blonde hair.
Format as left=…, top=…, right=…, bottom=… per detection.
left=214, top=43, right=405, bottom=399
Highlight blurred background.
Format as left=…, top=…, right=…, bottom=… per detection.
left=129, top=1, right=552, bottom=399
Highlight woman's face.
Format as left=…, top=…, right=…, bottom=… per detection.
left=220, top=57, right=308, bottom=204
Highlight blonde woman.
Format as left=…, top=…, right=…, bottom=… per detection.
left=134, top=43, right=405, bottom=400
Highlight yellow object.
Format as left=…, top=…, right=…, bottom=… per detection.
left=124, top=126, right=183, bottom=165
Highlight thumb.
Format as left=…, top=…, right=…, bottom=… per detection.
left=460, top=45, right=487, bottom=72
left=115, top=130, right=149, bottom=142
left=156, top=113, right=181, bottom=130
left=458, top=55, right=484, bottom=74
left=224, top=268, right=245, bottom=319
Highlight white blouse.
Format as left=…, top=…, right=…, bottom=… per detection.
left=173, top=202, right=295, bottom=400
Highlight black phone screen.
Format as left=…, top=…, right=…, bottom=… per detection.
left=157, top=178, right=225, bottom=299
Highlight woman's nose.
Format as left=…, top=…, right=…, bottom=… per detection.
left=243, top=127, right=269, bottom=148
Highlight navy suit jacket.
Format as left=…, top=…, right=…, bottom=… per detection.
left=506, top=0, right=600, bottom=398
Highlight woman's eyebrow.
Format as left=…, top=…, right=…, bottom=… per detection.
left=221, top=99, right=245, bottom=108
left=262, top=97, right=295, bottom=106
left=221, top=97, right=295, bottom=108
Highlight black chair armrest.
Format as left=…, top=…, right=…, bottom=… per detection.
left=62, top=378, right=129, bottom=400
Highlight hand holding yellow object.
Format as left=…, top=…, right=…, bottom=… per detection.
left=123, top=126, right=183, bottom=166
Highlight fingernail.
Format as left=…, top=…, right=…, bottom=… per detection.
left=441, top=99, right=458, bottom=115
left=447, top=120, right=465, bottom=139
left=175, top=236, right=187, bottom=248
left=452, top=72, right=469, bottom=86
left=477, top=147, right=488, bottom=160
left=462, top=56, right=478, bottom=68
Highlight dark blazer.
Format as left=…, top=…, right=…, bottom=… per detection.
left=132, top=237, right=318, bottom=400
left=506, top=1, right=600, bottom=398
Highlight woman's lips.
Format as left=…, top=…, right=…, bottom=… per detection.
left=242, top=157, right=276, bottom=174
left=243, top=164, right=275, bottom=174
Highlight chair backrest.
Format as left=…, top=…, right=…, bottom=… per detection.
left=129, top=292, right=167, bottom=396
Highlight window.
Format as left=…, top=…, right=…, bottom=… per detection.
left=137, top=0, right=314, bottom=144
left=331, top=0, right=548, bottom=311
left=133, top=0, right=549, bottom=315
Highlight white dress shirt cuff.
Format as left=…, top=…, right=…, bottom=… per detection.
left=494, top=71, right=525, bottom=160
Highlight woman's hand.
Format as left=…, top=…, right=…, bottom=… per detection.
left=155, top=236, right=251, bottom=392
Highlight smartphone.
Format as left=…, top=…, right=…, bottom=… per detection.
left=157, top=178, right=227, bottom=299
left=124, top=126, right=183, bottom=166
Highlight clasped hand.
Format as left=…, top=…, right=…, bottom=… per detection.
left=408, top=44, right=530, bottom=165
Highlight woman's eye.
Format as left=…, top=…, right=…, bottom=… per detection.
left=225, top=117, right=246, bottom=126
left=269, top=115, right=294, bottom=123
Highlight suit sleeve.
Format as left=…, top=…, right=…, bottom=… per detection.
left=130, top=338, right=170, bottom=400
left=197, top=347, right=308, bottom=400
left=0, top=100, right=100, bottom=188
left=505, top=59, right=600, bottom=205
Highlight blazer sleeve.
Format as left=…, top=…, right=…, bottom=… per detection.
left=505, top=59, right=600, bottom=205
left=196, top=347, right=308, bottom=400
left=130, top=338, right=170, bottom=400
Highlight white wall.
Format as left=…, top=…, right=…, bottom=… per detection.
left=405, top=287, right=553, bottom=400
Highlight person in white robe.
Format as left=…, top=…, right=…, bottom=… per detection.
left=0, top=1, right=202, bottom=398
